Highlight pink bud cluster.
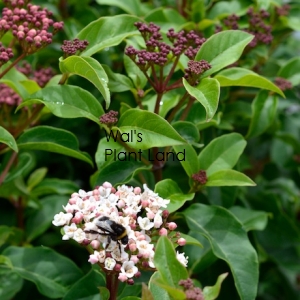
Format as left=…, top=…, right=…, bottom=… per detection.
left=274, top=77, right=292, bottom=91
left=100, top=110, right=118, bottom=125
left=179, top=279, right=204, bottom=300
left=192, top=170, right=207, bottom=185
left=61, top=38, right=89, bottom=58
left=16, top=61, right=55, bottom=87
left=0, top=42, right=14, bottom=66
left=0, top=83, right=22, bottom=106
left=0, top=1, right=63, bottom=54
left=125, top=22, right=206, bottom=71
left=52, top=182, right=187, bottom=284
left=184, top=60, right=211, bottom=85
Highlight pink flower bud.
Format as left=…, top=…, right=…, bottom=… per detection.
left=168, top=222, right=177, bottom=230
left=27, top=29, right=37, bottom=37
left=102, top=181, right=112, bottom=188
left=130, top=255, right=139, bottom=264
left=118, top=273, right=128, bottom=282
left=127, top=279, right=134, bottom=285
left=88, top=254, right=99, bottom=264
left=141, top=200, right=149, bottom=208
left=146, top=211, right=155, bottom=219
left=129, top=243, right=137, bottom=252
left=134, top=271, right=141, bottom=278
left=177, top=238, right=186, bottom=246
left=162, top=210, right=169, bottom=218
left=134, top=187, right=141, bottom=194
left=114, top=264, right=121, bottom=272
left=90, top=240, right=100, bottom=249
left=117, top=199, right=126, bottom=208
left=159, top=228, right=168, bottom=236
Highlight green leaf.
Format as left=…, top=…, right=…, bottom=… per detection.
left=207, top=0, right=250, bottom=19
left=17, top=85, right=104, bottom=124
left=277, top=57, right=300, bottom=86
left=203, top=273, right=228, bottom=300
left=246, top=91, right=278, bottom=139
left=77, top=15, right=141, bottom=56
left=179, top=233, right=203, bottom=248
left=215, top=67, right=285, bottom=97
left=124, top=54, right=147, bottom=89
left=195, top=30, right=254, bottom=77
left=183, top=78, right=220, bottom=121
left=154, top=179, right=194, bottom=213
left=27, top=167, right=48, bottom=191
left=4, top=152, right=34, bottom=183
left=0, top=126, right=18, bottom=152
left=62, top=267, right=106, bottom=300
left=31, top=178, right=79, bottom=198
left=2, top=246, right=83, bottom=299
left=25, top=195, right=69, bottom=242
left=206, top=170, right=256, bottom=186
left=149, top=272, right=172, bottom=300
left=172, top=121, right=200, bottom=144
left=198, top=133, right=247, bottom=175
left=59, top=56, right=110, bottom=109
left=96, top=0, right=150, bottom=16
left=117, top=109, right=186, bottom=150
left=20, top=79, right=41, bottom=94
left=184, top=204, right=259, bottom=300
left=0, top=266, right=23, bottom=300
left=93, top=160, right=151, bottom=186
left=102, top=64, right=134, bottom=92
left=17, top=126, right=93, bottom=166
left=153, top=236, right=188, bottom=299
left=144, top=8, right=186, bottom=31
left=229, top=206, right=268, bottom=232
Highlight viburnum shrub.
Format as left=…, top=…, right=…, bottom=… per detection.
left=0, top=1, right=299, bottom=300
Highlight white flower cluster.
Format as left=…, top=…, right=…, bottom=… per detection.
left=52, top=182, right=188, bottom=283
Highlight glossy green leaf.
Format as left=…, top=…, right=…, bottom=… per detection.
left=0, top=64, right=29, bottom=99
left=2, top=246, right=83, bottom=299
left=172, top=121, right=200, bottom=144
left=117, top=109, right=186, bottom=150
left=63, top=267, right=105, bottom=300
left=77, top=15, right=141, bottom=56
left=0, top=126, right=18, bottom=152
left=246, top=91, right=278, bottom=139
left=95, top=137, right=125, bottom=169
left=124, top=54, right=147, bottom=89
left=17, top=85, right=104, bottom=124
left=173, top=144, right=199, bottom=177
left=154, top=179, right=194, bottom=213
left=17, top=126, right=93, bottom=166
left=195, top=30, right=254, bottom=77
left=4, top=152, right=34, bottom=183
left=229, top=206, right=268, bottom=232
left=207, top=0, right=250, bottom=19
left=184, top=204, right=259, bottom=300
left=96, top=0, right=150, bottom=16
left=149, top=272, right=172, bottom=300
left=59, top=56, right=110, bottom=109
left=0, top=266, right=23, bottom=300
left=31, top=178, right=79, bottom=198
left=286, top=6, right=300, bottom=31
left=144, top=8, right=186, bottom=31
left=183, top=78, right=220, bottom=121
left=158, top=91, right=180, bottom=118
left=27, top=167, right=47, bottom=191
left=20, top=79, right=41, bottom=94
left=277, top=57, right=300, bottom=86
left=25, top=195, right=69, bottom=242
left=206, top=170, right=256, bottom=186
left=93, top=160, right=151, bottom=186
left=203, top=273, right=228, bottom=300
left=153, top=236, right=188, bottom=299
left=102, top=65, right=134, bottom=92
left=198, top=133, right=246, bottom=175
left=215, top=68, right=284, bottom=97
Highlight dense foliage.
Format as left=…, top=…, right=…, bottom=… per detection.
left=0, top=0, right=299, bottom=300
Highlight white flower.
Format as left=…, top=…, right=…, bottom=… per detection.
left=153, top=210, right=163, bottom=228
left=62, top=223, right=78, bottom=240
left=120, top=261, right=138, bottom=278
left=137, top=216, right=154, bottom=230
left=73, top=228, right=86, bottom=243
left=176, top=251, right=188, bottom=267
left=104, top=257, right=116, bottom=270
left=52, top=212, right=73, bottom=226
left=136, top=240, right=154, bottom=256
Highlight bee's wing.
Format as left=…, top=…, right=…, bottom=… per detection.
left=95, top=220, right=114, bottom=234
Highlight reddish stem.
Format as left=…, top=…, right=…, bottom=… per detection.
left=0, top=53, right=26, bottom=79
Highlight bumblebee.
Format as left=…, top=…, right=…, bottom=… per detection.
left=85, top=216, right=128, bottom=253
